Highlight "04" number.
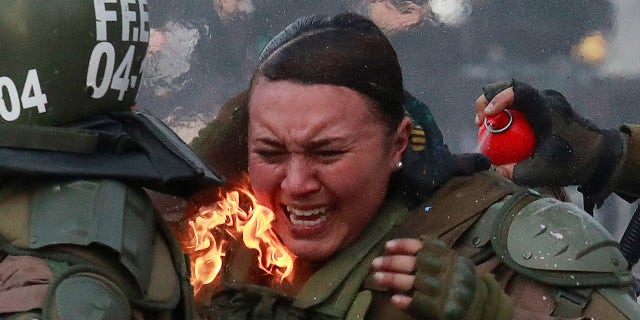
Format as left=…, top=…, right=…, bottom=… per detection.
left=0, top=69, right=48, bottom=122
left=86, top=43, right=138, bottom=101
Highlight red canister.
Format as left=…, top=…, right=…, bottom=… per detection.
left=477, top=109, right=535, bottom=165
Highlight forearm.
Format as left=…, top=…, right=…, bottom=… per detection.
left=611, top=124, right=640, bottom=201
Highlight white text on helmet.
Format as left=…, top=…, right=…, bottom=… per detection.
left=0, top=70, right=48, bottom=121
left=94, top=0, right=149, bottom=43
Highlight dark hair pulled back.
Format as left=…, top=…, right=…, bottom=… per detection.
left=252, top=13, right=405, bottom=130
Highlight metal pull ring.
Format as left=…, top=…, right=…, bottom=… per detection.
left=484, top=109, right=513, bottom=134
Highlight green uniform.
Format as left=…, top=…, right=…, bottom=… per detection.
left=198, top=171, right=639, bottom=319
left=0, top=179, right=193, bottom=319
left=0, top=2, right=222, bottom=318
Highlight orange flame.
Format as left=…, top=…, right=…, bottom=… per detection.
left=177, top=176, right=295, bottom=298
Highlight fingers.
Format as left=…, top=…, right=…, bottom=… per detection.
left=373, top=271, right=414, bottom=292
left=383, top=238, right=423, bottom=255
left=484, top=87, right=515, bottom=116
left=371, top=239, right=422, bottom=299
left=372, top=254, right=416, bottom=273
left=474, top=94, right=490, bottom=126
left=475, top=87, right=515, bottom=126
left=372, top=260, right=416, bottom=309
left=391, top=294, right=412, bottom=310
left=371, top=239, right=422, bottom=273
left=494, top=163, right=515, bottom=180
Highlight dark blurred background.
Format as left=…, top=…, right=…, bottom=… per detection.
left=137, top=0, right=640, bottom=241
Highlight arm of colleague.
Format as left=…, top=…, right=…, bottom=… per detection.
left=474, top=81, right=640, bottom=205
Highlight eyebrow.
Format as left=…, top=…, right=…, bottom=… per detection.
left=252, top=136, right=346, bottom=150
left=252, top=138, right=285, bottom=149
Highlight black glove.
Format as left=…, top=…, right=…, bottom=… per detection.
left=483, top=80, right=624, bottom=211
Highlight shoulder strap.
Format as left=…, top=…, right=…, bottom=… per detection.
left=0, top=123, right=98, bottom=153
left=394, top=171, right=518, bottom=247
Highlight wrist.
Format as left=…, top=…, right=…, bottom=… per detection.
left=611, top=125, right=640, bottom=200
left=578, top=129, right=625, bottom=211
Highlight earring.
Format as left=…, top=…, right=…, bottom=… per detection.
left=396, top=161, right=403, bottom=170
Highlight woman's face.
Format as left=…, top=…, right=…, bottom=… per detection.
left=248, top=80, right=409, bottom=262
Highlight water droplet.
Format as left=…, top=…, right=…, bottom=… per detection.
left=549, top=231, right=564, bottom=240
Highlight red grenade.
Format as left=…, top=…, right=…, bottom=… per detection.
left=477, top=109, right=535, bottom=165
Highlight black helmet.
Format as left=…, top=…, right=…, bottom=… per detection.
left=0, top=0, right=149, bottom=125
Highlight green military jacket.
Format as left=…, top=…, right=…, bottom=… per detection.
left=199, top=171, right=640, bottom=320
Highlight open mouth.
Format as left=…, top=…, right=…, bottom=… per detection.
left=285, top=205, right=331, bottom=227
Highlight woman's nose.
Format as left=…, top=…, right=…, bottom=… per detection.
left=281, top=157, right=321, bottom=197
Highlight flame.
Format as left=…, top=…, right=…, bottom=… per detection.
left=177, top=176, right=295, bottom=298
left=573, top=31, right=607, bottom=65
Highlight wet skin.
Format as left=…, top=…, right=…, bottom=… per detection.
left=247, top=79, right=410, bottom=262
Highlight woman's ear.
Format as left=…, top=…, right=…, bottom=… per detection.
left=391, top=116, right=413, bottom=169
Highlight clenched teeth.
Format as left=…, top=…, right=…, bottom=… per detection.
left=286, top=206, right=330, bottom=226
left=287, top=206, right=328, bottom=216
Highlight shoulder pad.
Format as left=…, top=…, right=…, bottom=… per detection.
left=29, top=180, right=156, bottom=293
left=492, top=196, right=634, bottom=287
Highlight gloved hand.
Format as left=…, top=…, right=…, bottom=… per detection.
left=409, top=237, right=511, bottom=320
left=372, top=237, right=512, bottom=320
left=481, top=80, right=624, bottom=210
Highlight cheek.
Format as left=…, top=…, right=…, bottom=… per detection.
left=248, top=158, right=280, bottom=202
left=324, top=157, right=391, bottom=201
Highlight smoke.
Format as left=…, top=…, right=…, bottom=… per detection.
left=143, top=21, right=200, bottom=97
left=367, top=0, right=431, bottom=33
left=600, top=0, right=640, bottom=78
left=366, top=0, right=471, bottom=33
left=429, top=0, right=471, bottom=26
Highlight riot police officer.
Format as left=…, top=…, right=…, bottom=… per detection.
left=0, top=2, right=222, bottom=319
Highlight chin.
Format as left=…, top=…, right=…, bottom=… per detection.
left=285, top=238, right=338, bottom=263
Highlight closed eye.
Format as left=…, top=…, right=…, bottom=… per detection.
left=254, top=149, right=288, bottom=163
left=315, top=149, right=346, bottom=163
